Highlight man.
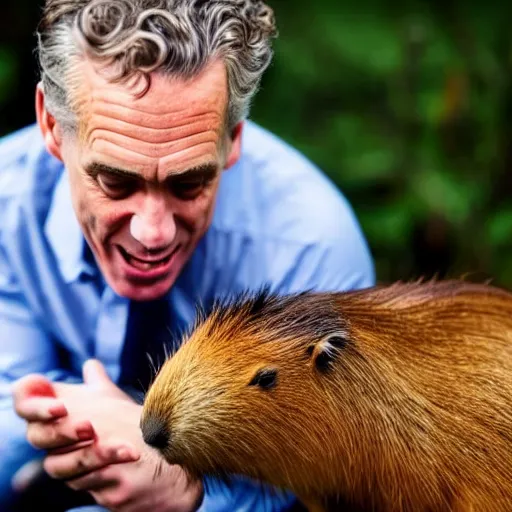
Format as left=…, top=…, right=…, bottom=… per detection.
left=0, top=0, right=375, bottom=511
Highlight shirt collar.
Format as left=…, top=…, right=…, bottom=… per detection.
left=44, top=167, right=98, bottom=283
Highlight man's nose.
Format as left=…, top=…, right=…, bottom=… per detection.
left=131, top=197, right=176, bottom=249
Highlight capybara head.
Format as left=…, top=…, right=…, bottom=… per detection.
left=141, top=288, right=353, bottom=490
left=141, top=281, right=512, bottom=510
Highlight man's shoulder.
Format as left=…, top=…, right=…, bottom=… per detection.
left=0, top=124, right=62, bottom=229
left=0, top=124, right=43, bottom=182
left=215, top=120, right=367, bottom=247
left=203, top=121, right=375, bottom=295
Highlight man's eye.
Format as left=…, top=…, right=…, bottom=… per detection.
left=171, top=180, right=206, bottom=200
left=97, top=175, right=136, bottom=199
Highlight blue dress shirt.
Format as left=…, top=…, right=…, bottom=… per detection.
left=0, top=120, right=375, bottom=511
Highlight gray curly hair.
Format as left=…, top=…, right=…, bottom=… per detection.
left=37, top=0, right=277, bottom=133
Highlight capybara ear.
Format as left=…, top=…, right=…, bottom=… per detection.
left=311, top=332, right=349, bottom=373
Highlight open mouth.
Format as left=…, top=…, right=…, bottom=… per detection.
left=117, top=245, right=176, bottom=272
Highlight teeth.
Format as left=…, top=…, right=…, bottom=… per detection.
left=120, top=247, right=172, bottom=271
left=128, top=255, right=169, bottom=271
left=131, top=258, right=156, bottom=271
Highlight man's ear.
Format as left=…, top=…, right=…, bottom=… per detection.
left=35, top=82, right=64, bottom=162
left=223, top=121, right=243, bottom=170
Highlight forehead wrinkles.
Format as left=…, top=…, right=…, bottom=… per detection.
left=88, top=85, right=227, bottom=118
left=71, top=58, right=229, bottom=143
left=82, top=96, right=225, bottom=148
left=86, top=121, right=223, bottom=160
left=88, top=137, right=221, bottom=168
left=88, top=102, right=225, bottom=136
left=85, top=114, right=223, bottom=145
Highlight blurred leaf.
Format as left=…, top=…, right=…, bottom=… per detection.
left=358, top=200, right=414, bottom=247
left=488, top=210, right=512, bottom=246
left=324, top=115, right=400, bottom=186
left=0, top=47, right=18, bottom=105
left=320, top=15, right=404, bottom=78
left=411, top=168, right=482, bottom=225
left=416, top=88, right=446, bottom=125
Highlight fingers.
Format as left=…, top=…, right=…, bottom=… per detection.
left=26, top=418, right=96, bottom=451
left=83, top=359, right=111, bottom=387
left=12, top=374, right=57, bottom=399
left=15, top=396, right=67, bottom=421
left=44, top=440, right=139, bottom=482
left=12, top=375, right=68, bottom=421
left=68, top=466, right=119, bottom=492
left=82, top=359, right=132, bottom=401
left=69, top=466, right=136, bottom=511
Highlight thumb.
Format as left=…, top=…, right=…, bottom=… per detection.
left=82, top=359, right=113, bottom=389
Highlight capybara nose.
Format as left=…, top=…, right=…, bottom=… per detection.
left=141, top=415, right=170, bottom=450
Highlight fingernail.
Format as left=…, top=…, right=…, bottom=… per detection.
left=116, top=448, right=130, bottom=460
left=117, top=447, right=138, bottom=461
left=76, top=427, right=94, bottom=440
left=48, top=404, right=67, bottom=417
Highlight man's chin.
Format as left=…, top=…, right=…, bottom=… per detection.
left=107, top=275, right=176, bottom=301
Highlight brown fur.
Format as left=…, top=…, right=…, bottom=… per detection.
left=141, top=279, right=512, bottom=511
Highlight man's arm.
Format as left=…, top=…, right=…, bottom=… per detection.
left=0, top=239, right=84, bottom=506
left=272, top=234, right=375, bottom=296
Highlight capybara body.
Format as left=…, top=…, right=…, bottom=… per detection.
left=141, top=280, right=512, bottom=511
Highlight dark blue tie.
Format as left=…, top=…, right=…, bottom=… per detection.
left=118, top=298, right=172, bottom=400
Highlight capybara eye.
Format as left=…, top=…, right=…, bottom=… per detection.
left=249, top=368, right=278, bottom=390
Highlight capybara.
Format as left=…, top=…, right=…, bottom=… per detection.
left=140, top=279, right=512, bottom=512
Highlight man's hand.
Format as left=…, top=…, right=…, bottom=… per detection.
left=12, top=360, right=204, bottom=512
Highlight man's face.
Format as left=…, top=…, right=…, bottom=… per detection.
left=41, top=59, right=241, bottom=301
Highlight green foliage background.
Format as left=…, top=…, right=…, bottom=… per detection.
left=1, top=1, right=512, bottom=287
